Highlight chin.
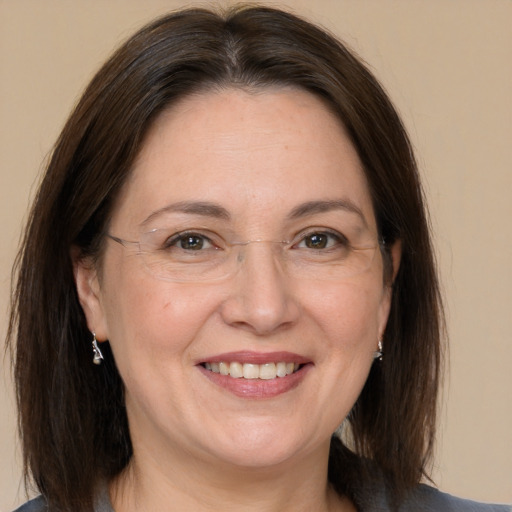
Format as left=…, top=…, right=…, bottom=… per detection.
left=214, top=444, right=304, bottom=470
left=202, top=420, right=325, bottom=470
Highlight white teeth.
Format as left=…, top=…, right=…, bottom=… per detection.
left=205, top=361, right=300, bottom=379
left=229, top=362, right=243, bottom=378
left=276, top=362, right=287, bottom=378
left=259, top=363, right=277, bottom=380
left=219, top=361, right=229, bottom=376
left=243, top=363, right=260, bottom=379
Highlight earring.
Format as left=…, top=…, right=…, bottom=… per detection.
left=373, top=340, right=383, bottom=361
left=92, top=332, right=104, bottom=365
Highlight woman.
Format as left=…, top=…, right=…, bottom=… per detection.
left=7, top=6, right=509, bottom=512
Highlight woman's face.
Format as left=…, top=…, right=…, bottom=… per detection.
left=77, top=88, right=397, bottom=472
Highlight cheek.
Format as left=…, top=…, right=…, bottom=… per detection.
left=297, top=280, right=385, bottom=433
left=306, top=278, right=385, bottom=348
left=100, top=259, right=221, bottom=367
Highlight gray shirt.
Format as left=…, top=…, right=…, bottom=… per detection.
left=13, top=484, right=511, bottom=511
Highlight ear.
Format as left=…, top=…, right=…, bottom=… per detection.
left=72, top=248, right=109, bottom=341
left=378, top=239, right=402, bottom=337
left=389, top=238, right=402, bottom=284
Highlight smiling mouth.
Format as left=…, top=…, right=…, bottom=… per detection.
left=202, top=361, right=301, bottom=380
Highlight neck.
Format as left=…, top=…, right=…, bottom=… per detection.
left=110, top=440, right=354, bottom=512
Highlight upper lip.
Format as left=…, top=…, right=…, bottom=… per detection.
left=198, top=350, right=311, bottom=365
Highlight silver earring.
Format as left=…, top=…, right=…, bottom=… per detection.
left=92, top=332, right=104, bottom=365
left=373, top=340, right=383, bottom=361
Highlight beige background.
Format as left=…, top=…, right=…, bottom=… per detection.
left=1, top=0, right=511, bottom=509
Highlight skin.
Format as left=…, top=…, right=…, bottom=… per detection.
left=75, top=88, right=400, bottom=512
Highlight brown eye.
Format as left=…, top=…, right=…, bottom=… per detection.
left=304, top=233, right=329, bottom=249
left=297, top=231, right=345, bottom=250
left=179, top=235, right=205, bottom=250
left=164, top=232, right=215, bottom=251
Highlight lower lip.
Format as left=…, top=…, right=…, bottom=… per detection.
left=198, top=364, right=312, bottom=399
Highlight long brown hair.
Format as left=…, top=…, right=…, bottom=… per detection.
left=8, top=6, right=443, bottom=511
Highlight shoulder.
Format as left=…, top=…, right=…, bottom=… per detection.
left=12, top=496, right=47, bottom=512
left=356, top=480, right=510, bottom=512
left=11, top=486, right=113, bottom=512
left=399, top=484, right=511, bottom=512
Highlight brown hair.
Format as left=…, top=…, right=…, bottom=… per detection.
left=8, top=6, right=443, bottom=511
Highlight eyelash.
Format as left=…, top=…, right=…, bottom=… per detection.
left=164, top=231, right=217, bottom=251
left=293, top=229, right=348, bottom=250
left=163, top=228, right=348, bottom=251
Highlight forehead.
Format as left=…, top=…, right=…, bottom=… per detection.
left=112, top=87, right=375, bottom=232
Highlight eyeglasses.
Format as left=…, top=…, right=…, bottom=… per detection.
left=105, top=227, right=383, bottom=283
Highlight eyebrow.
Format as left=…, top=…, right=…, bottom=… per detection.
left=141, top=198, right=367, bottom=227
left=141, top=201, right=231, bottom=226
left=287, top=199, right=368, bottom=226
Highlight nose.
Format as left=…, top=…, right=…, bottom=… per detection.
left=219, top=242, right=301, bottom=336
